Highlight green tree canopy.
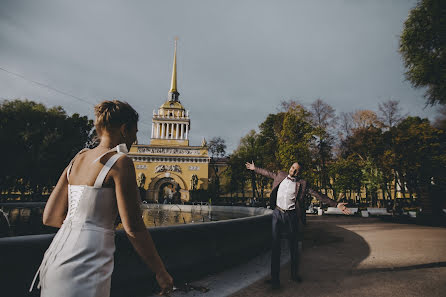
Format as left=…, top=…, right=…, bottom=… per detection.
left=400, top=0, right=446, bottom=105
left=0, top=99, right=94, bottom=199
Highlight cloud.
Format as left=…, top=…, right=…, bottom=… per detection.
left=0, top=0, right=437, bottom=152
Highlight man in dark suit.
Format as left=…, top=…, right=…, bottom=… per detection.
left=246, top=161, right=351, bottom=289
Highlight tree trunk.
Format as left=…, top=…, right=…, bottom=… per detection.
left=241, top=180, right=245, bottom=199
left=392, top=174, right=398, bottom=214
left=418, top=182, right=434, bottom=216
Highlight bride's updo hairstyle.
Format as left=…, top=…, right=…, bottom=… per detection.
left=94, top=100, right=139, bottom=136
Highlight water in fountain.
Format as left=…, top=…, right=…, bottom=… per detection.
left=0, top=203, right=253, bottom=236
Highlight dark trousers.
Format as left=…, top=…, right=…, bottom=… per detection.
left=271, top=208, right=301, bottom=284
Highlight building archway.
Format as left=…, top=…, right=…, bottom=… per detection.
left=148, top=173, right=189, bottom=202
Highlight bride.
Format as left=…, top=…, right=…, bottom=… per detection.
left=30, top=100, right=173, bottom=296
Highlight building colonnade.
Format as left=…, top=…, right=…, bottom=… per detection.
left=151, top=122, right=189, bottom=140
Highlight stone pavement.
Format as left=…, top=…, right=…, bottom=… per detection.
left=147, top=216, right=446, bottom=297
left=231, top=216, right=446, bottom=297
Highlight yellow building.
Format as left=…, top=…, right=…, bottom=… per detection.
left=129, top=40, right=210, bottom=202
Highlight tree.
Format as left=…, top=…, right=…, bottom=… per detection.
left=225, top=154, right=246, bottom=200
left=227, top=133, right=259, bottom=201
left=278, top=104, right=314, bottom=175
left=352, top=110, right=382, bottom=130
left=237, top=130, right=261, bottom=199
left=378, top=99, right=405, bottom=129
left=340, top=124, right=385, bottom=206
left=256, top=113, right=284, bottom=199
left=208, top=137, right=226, bottom=159
left=434, top=105, right=446, bottom=130
left=310, top=99, right=337, bottom=194
left=310, top=99, right=337, bottom=131
left=338, top=112, right=354, bottom=139
left=391, top=117, right=446, bottom=217
left=328, top=157, right=363, bottom=202
left=399, top=0, right=446, bottom=105
left=208, top=137, right=227, bottom=199
left=0, top=99, right=94, bottom=200
left=258, top=113, right=283, bottom=171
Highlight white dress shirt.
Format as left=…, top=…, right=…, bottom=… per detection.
left=276, top=176, right=297, bottom=210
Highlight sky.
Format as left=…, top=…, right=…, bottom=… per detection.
left=0, top=0, right=439, bottom=153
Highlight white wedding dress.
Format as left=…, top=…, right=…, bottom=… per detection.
left=30, top=145, right=127, bottom=297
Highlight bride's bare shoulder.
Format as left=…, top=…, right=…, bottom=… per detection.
left=112, top=154, right=135, bottom=172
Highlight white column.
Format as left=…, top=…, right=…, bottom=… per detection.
left=185, top=124, right=188, bottom=139
left=168, top=123, right=172, bottom=139
left=161, top=123, right=165, bottom=139
left=156, top=123, right=160, bottom=138
left=180, top=123, right=184, bottom=139
left=151, top=123, right=154, bottom=138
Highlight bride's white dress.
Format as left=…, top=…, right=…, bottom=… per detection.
left=30, top=146, right=127, bottom=297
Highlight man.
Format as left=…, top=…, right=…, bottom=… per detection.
left=245, top=161, right=351, bottom=289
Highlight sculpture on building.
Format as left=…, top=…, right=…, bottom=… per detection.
left=191, top=174, right=198, bottom=190
left=137, top=173, right=146, bottom=188
left=155, top=165, right=182, bottom=173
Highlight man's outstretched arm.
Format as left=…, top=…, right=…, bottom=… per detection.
left=308, top=188, right=352, bottom=215
left=245, top=161, right=277, bottom=180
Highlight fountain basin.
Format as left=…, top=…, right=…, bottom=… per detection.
left=0, top=205, right=272, bottom=297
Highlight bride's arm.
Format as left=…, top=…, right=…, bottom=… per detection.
left=42, top=167, right=69, bottom=227
left=113, top=156, right=173, bottom=292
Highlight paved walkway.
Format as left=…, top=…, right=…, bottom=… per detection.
left=232, top=216, right=446, bottom=297
left=148, top=216, right=446, bottom=297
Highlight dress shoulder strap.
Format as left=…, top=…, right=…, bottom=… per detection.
left=66, top=148, right=90, bottom=182
left=93, top=152, right=126, bottom=188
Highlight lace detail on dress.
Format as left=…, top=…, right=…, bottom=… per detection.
left=66, top=185, right=85, bottom=221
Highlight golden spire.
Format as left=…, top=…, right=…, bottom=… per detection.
left=169, top=37, right=178, bottom=94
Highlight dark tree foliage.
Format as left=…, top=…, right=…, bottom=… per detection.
left=208, top=137, right=227, bottom=159
left=0, top=99, right=94, bottom=200
left=390, top=117, right=446, bottom=215
left=208, top=137, right=227, bottom=199
left=400, top=0, right=446, bottom=105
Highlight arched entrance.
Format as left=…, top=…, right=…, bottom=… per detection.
left=148, top=173, right=189, bottom=203
left=155, top=177, right=182, bottom=204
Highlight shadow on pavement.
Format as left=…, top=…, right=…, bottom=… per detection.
left=231, top=215, right=446, bottom=297
left=231, top=216, right=372, bottom=296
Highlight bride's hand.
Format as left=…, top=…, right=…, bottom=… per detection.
left=157, top=270, right=173, bottom=296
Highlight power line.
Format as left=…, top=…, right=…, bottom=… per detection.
left=0, top=66, right=152, bottom=127
left=0, top=66, right=95, bottom=106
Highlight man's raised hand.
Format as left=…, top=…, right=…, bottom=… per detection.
left=245, top=161, right=255, bottom=171
left=337, top=203, right=352, bottom=215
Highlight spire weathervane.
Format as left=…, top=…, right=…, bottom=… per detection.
left=168, top=37, right=179, bottom=101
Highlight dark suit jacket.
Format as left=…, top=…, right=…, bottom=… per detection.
left=254, top=167, right=337, bottom=228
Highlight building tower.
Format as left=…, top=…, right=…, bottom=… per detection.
left=150, top=38, right=190, bottom=146
left=129, top=39, right=209, bottom=203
